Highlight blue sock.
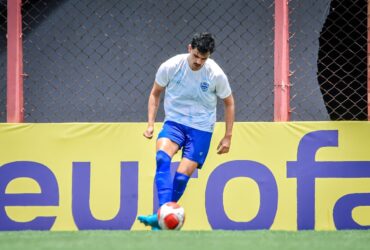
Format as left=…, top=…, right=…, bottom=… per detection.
left=155, top=150, right=172, bottom=206
left=172, top=172, right=190, bottom=202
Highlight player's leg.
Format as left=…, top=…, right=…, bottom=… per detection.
left=155, top=137, right=179, bottom=206
left=138, top=121, right=183, bottom=230
left=172, top=125, right=213, bottom=203
left=137, top=138, right=179, bottom=229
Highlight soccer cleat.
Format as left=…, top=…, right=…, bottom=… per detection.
left=137, top=214, right=160, bottom=230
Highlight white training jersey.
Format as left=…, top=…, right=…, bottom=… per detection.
left=155, top=53, right=231, bottom=132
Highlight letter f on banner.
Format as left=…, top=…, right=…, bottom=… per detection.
left=287, top=130, right=370, bottom=230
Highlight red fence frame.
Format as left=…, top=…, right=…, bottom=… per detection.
left=274, top=0, right=290, bottom=122
left=7, top=0, right=24, bottom=123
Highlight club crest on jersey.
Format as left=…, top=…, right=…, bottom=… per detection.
left=200, top=82, right=209, bottom=92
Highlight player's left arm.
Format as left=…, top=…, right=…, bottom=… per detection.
left=217, top=94, right=235, bottom=154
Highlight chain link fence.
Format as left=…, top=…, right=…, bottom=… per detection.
left=0, top=0, right=368, bottom=122
left=290, top=0, right=367, bottom=120
left=19, top=0, right=274, bottom=122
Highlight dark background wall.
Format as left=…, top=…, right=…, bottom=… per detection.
left=0, top=0, right=366, bottom=122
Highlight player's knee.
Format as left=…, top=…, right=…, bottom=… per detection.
left=177, top=161, right=198, bottom=176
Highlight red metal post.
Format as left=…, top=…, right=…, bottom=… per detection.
left=7, top=0, right=24, bottom=122
left=274, top=0, right=290, bottom=121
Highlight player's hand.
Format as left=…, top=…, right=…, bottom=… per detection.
left=217, top=135, right=231, bottom=154
left=143, top=125, right=154, bottom=139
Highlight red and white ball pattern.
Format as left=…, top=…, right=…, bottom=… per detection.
left=157, top=202, right=185, bottom=230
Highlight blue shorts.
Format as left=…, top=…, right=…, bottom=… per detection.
left=158, top=121, right=213, bottom=169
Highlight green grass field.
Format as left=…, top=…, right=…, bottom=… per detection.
left=0, top=230, right=369, bottom=250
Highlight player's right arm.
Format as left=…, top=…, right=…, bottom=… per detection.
left=144, top=82, right=165, bottom=139
left=144, top=55, right=178, bottom=139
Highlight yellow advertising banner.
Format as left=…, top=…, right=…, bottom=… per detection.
left=0, top=122, right=369, bottom=231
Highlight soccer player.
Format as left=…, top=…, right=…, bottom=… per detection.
left=138, top=32, right=235, bottom=230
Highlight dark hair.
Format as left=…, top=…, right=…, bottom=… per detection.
left=191, top=32, right=215, bottom=54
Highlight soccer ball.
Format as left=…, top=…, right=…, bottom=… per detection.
left=157, top=202, right=185, bottom=230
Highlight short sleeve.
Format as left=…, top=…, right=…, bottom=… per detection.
left=155, top=62, right=170, bottom=87
left=215, top=73, right=232, bottom=99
